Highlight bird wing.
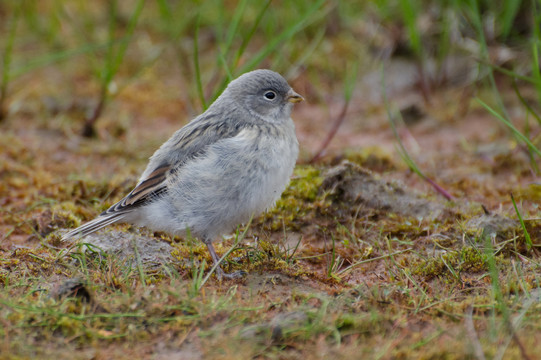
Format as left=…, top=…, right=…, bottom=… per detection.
left=101, top=115, right=246, bottom=217
left=61, top=114, right=247, bottom=241
left=100, top=162, right=171, bottom=216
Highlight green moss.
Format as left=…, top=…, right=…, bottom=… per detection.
left=279, top=166, right=323, bottom=204
left=259, top=165, right=329, bottom=231
left=413, top=246, right=488, bottom=280
left=343, top=146, right=396, bottom=172
left=517, top=183, right=541, bottom=202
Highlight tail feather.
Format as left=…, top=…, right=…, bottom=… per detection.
left=62, top=213, right=127, bottom=241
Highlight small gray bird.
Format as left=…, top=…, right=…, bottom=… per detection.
left=62, top=69, right=303, bottom=279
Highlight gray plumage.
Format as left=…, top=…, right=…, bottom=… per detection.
left=62, top=69, right=303, bottom=279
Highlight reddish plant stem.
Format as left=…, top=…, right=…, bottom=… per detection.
left=309, top=99, right=350, bottom=163
left=424, top=176, right=454, bottom=201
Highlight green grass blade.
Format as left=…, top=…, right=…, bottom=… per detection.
left=106, top=0, right=145, bottom=85
left=327, top=235, right=336, bottom=278
left=500, top=0, right=522, bottom=39
left=233, top=0, right=272, bottom=69
left=476, top=97, right=541, bottom=158
left=223, top=0, right=248, bottom=57
left=398, top=0, right=422, bottom=57
left=479, top=60, right=541, bottom=87
left=1, top=5, right=19, bottom=110
left=238, top=0, right=327, bottom=74
left=11, top=41, right=115, bottom=79
left=132, top=238, right=147, bottom=287
left=193, top=13, right=207, bottom=109
left=512, top=80, right=541, bottom=126
left=510, top=193, right=533, bottom=251
left=532, top=37, right=541, bottom=103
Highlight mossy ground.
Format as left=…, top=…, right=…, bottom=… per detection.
left=1, top=1, right=541, bottom=359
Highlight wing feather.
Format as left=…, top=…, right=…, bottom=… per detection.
left=62, top=114, right=248, bottom=240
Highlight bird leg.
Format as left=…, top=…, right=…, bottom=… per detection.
left=204, top=239, right=245, bottom=280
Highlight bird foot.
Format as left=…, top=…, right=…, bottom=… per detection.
left=214, top=267, right=247, bottom=281
left=205, top=240, right=247, bottom=281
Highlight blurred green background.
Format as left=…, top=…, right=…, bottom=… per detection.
left=1, top=0, right=539, bottom=138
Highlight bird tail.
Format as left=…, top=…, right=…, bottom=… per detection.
left=61, top=212, right=127, bottom=241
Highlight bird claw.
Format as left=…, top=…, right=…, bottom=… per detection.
left=215, top=267, right=246, bottom=281
left=223, top=270, right=247, bottom=279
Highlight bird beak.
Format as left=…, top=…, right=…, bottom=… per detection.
left=287, top=89, right=304, bottom=103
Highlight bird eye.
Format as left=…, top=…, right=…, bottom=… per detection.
left=263, top=91, right=276, bottom=100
